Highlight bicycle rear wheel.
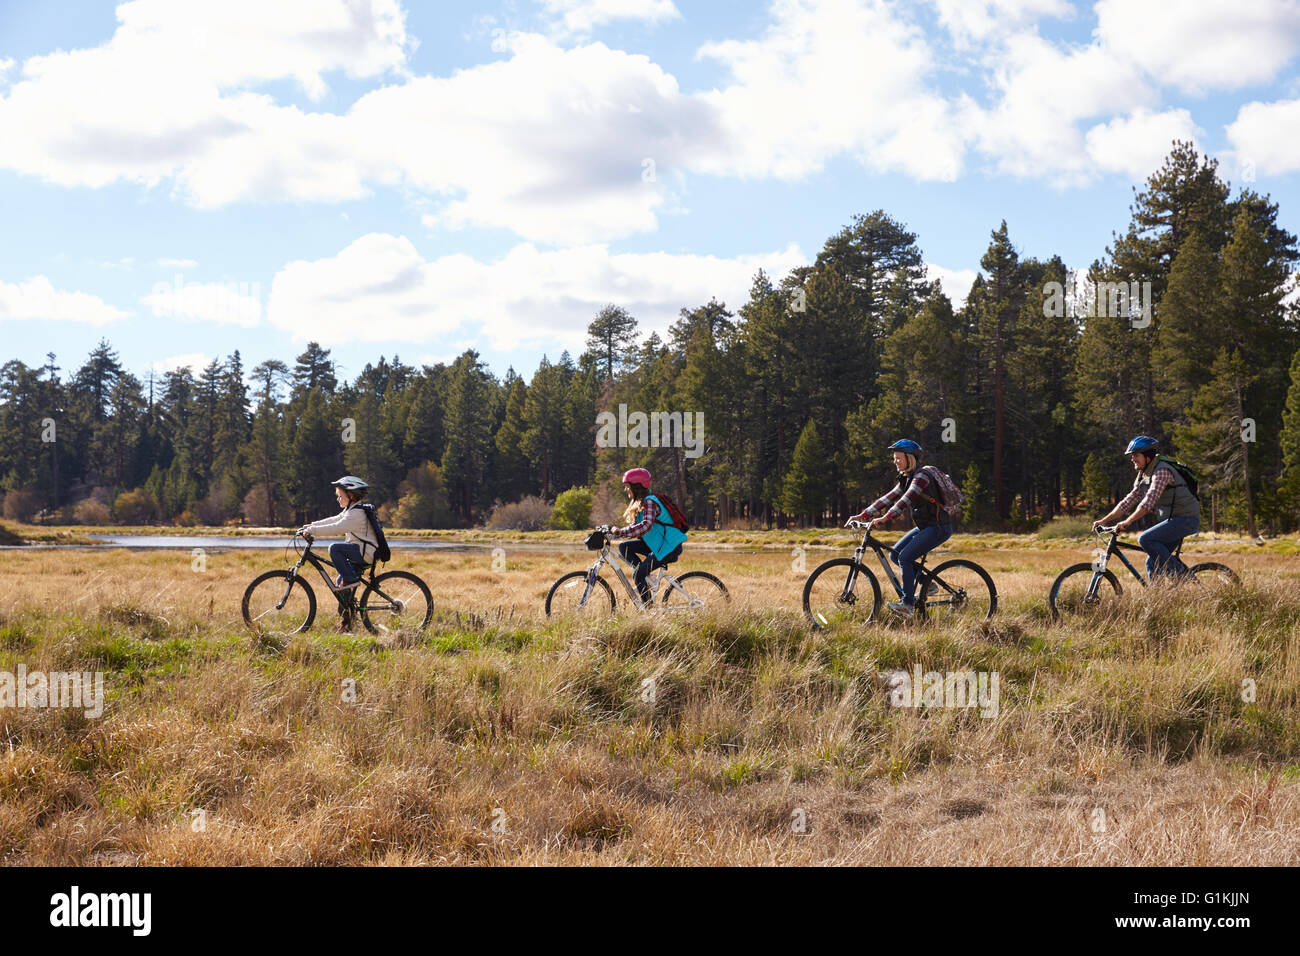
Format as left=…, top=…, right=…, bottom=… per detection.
left=661, top=571, right=729, bottom=610
left=1049, top=563, right=1122, bottom=619
left=242, top=571, right=316, bottom=634
left=545, top=570, right=616, bottom=618
left=802, top=558, right=881, bottom=629
left=919, top=559, right=997, bottom=622
left=1188, top=562, right=1241, bottom=588
left=358, top=570, right=434, bottom=634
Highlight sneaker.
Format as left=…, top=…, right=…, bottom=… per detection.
left=887, top=600, right=915, bottom=618
left=335, top=575, right=363, bottom=590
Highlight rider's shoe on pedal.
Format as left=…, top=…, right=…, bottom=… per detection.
left=887, top=600, right=915, bottom=617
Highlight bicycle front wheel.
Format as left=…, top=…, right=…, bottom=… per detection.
left=919, top=559, right=997, bottom=622
left=358, top=570, right=434, bottom=634
left=1049, top=563, right=1121, bottom=619
left=242, top=570, right=316, bottom=634
left=545, top=571, right=616, bottom=618
left=803, top=558, right=881, bottom=629
left=661, top=571, right=730, bottom=610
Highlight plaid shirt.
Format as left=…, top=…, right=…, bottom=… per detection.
left=1116, top=463, right=1175, bottom=516
left=610, top=496, right=662, bottom=539
left=856, top=470, right=937, bottom=523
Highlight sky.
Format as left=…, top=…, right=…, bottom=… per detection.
left=2, top=0, right=1299, bottom=387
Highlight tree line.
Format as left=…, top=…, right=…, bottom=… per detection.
left=2, top=143, right=1299, bottom=533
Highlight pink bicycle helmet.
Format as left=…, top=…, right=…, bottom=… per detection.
left=622, top=468, right=651, bottom=486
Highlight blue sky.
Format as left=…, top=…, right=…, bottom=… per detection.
left=2, top=0, right=1298, bottom=387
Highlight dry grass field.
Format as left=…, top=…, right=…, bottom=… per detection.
left=2, top=530, right=1299, bottom=865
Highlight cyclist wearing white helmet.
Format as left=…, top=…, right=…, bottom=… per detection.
left=600, top=467, right=687, bottom=606
left=846, top=439, right=953, bottom=617
left=1092, top=436, right=1200, bottom=579
left=300, top=476, right=380, bottom=596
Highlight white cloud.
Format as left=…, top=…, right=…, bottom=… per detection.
left=1, top=0, right=1294, bottom=244
left=964, top=31, right=1159, bottom=184
left=1226, top=97, right=1300, bottom=175
left=925, top=264, right=977, bottom=308
left=157, top=257, right=198, bottom=268
left=928, top=0, right=1073, bottom=47
left=349, top=35, right=715, bottom=243
left=540, top=0, right=681, bottom=33
left=141, top=277, right=262, bottom=327
left=1096, top=0, right=1300, bottom=95
left=694, top=0, right=964, bottom=181
left=0, top=275, right=128, bottom=325
left=1085, top=108, right=1203, bottom=179
left=0, top=0, right=409, bottom=194
left=147, top=353, right=210, bottom=375
left=267, top=232, right=806, bottom=351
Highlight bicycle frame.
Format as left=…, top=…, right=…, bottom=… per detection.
left=277, top=536, right=379, bottom=610
left=845, top=523, right=927, bottom=598
left=577, top=540, right=695, bottom=610
left=1091, top=526, right=1184, bottom=588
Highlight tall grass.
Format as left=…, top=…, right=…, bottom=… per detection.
left=1, top=541, right=1298, bottom=864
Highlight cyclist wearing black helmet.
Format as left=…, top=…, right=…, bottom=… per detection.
left=299, top=476, right=379, bottom=593
left=846, top=439, right=952, bottom=617
left=1092, top=436, right=1200, bottom=579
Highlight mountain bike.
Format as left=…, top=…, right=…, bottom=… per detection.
left=803, top=519, right=996, bottom=628
left=241, top=531, right=433, bottom=635
left=1048, top=525, right=1240, bottom=619
left=544, top=530, right=729, bottom=617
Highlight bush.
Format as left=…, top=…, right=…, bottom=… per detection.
left=486, top=496, right=553, bottom=531
left=113, top=488, right=159, bottom=525
left=550, top=486, right=593, bottom=530
left=73, top=498, right=111, bottom=525
left=172, top=510, right=198, bottom=527
left=1036, top=516, right=1096, bottom=539
left=1, top=488, right=41, bottom=524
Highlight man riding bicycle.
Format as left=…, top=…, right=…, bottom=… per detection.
left=846, top=439, right=952, bottom=617
left=1092, top=436, right=1200, bottom=580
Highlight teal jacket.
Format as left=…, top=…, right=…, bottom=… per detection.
left=642, top=493, right=687, bottom=560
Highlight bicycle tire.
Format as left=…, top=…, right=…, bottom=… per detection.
left=545, top=570, right=616, bottom=617
left=242, top=570, right=316, bottom=634
left=662, top=570, right=730, bottom=609
left=919, top=559, right=997, bottom=622
left=802, top=558, right=882, bottom=629
left=1188, top=562, right=1241, bottom=586
left=1049, top=563, right=1122, bottom=620
left=358, top=570, right=434, bottom=634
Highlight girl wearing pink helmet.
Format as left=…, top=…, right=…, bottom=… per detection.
left=601, top=467, right=687, bottom=606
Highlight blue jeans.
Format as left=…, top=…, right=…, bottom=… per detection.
left=890, top=524, right=953, bottom=605
left=329, top=542, right=367, bottom=584
left=619, top=539, right=682, bottom=605
left=1138, top=515, right=1199, bottom=580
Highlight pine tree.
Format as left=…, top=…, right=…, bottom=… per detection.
left=584, top=305, right=639, bottom=382
left=781, top=420, right=830, bottom=525
left=1279, top=348, right=1300, bottom=523
left=441, top=351, right=496, bottom=524
left=1174, top=349, right=1255, bottom=534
